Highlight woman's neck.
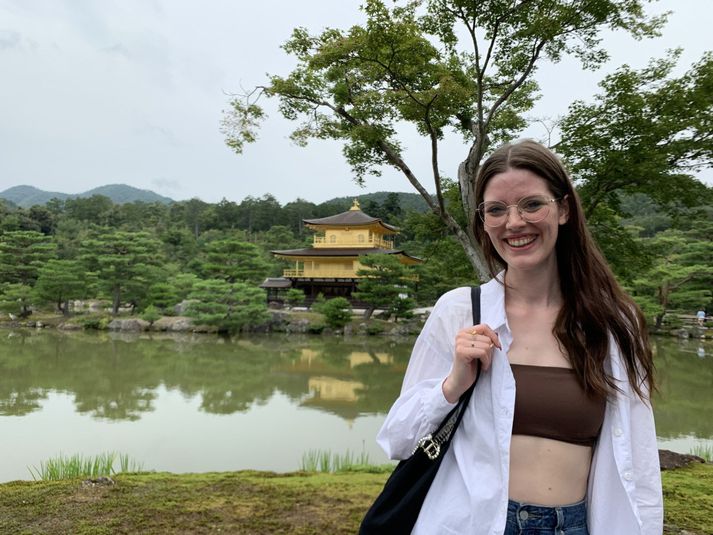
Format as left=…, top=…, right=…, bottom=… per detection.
left=504, top=266, right=562, bottom=308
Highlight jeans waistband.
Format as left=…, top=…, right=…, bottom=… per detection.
left=507, top=498, right=587, bottom=530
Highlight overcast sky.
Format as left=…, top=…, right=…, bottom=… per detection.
left=0, top=0, right=710, bottom=205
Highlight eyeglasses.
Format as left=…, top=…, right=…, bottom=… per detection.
left=477, top=195, right=560, bottom=227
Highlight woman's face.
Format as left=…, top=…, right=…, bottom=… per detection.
left=482, top=167, right=568, bottom=276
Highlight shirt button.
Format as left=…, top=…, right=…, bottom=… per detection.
left=623, top=471, right=633, bottom=481
left=613, top=427, right=623, bottom=437
left=519, top=510, right=529, bottom=521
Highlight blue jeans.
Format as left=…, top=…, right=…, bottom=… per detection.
left=504, top=498, right=589, bottom=534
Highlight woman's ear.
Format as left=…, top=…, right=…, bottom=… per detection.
left=558, top=195, right=570, bottom=225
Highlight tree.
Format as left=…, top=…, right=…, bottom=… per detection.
left=198, top=237, right=271, bottom=285
left=186, top=279, right=269, bottom=334
left=282, top=198, right=317, bottom=236
left=168, top=273, right=201, bottom=303
left=629, top=226, right=713, bottom=328
left=557, top=51, right=713, bottom=219
left=33, top=259, right=86, bottom=315
left=0, top=283, right=34, bottom=318
left=211, top=198, right=242, bottom=230
left=159, top=227, right=198, bottom=269
left=146, top=282, right=180, bottom=314
left=80, top=230, right=164, bottom=314
left=27, top=205, right=57, bottom=235
left=224, top=0, right=664, bottom=278
left=381, top=192, right=403, bottom=224
left=170, top=198, right=212, bottom=239
left=257, top=225, right=302, bottom=251
left=285, top=288, right=306, bottom=308
left=236, top=194, right=285, bottom=233
left=353, top=254, right=415, bottom=320
left=64, top=195, right=114, bottom=225
left=0, top=230, right=56, bottom=286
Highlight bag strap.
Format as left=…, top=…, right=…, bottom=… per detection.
left=414, top=286, right=482, bottom=460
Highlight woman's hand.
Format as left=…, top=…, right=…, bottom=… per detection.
left=442, top=324, right=501, bottom=403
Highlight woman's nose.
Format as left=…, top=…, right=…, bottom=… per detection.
left=505, top=206, right=526, bottom=227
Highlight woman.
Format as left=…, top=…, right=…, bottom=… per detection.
left=377, top=140, right=662, bottom=534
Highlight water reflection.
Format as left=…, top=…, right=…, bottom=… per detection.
left=0, top=330, right=710, bottom=441
left=0, top=330, right=409, bottom=423
left=653, top=337, right=713, bottom=439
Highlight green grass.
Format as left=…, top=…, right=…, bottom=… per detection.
left=662, top=463, right=713, bottom=533
left=300, top=448, right=378, bottom=473
left=28, top=452, right=144, bottom=481
left=0, top=464, right=709, bottom=534
left=690, top=443, right=713, bottom=462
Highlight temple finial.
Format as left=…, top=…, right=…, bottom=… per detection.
left=350, top=199, right=360, bottom=211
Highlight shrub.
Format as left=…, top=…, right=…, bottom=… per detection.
left=285, top=288, right=305, bottom=308
left=82, top=316, right=110, bottom=330
left=307, top=322, right=325, bottom=334
left=141, top=305, right=161, bottom=325
left=320, top=297, right=352, bottom=330
left=366, top=323, right=385, bottom=336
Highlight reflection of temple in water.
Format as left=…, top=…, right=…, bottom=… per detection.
left=282, top=347, right=401, bottom=422
left=348, top=351, right=392, bottom=367
left=294, top=348, right=393, bottom=369
left=303, top=376, right=368, bottom=425
left=308, top=376, right=365, bottom=402
left=307, top=377, right=364, bottom=402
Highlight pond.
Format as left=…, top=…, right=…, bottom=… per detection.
left=0, top=330, right=711, bottom=482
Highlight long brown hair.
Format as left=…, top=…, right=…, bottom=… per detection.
left=473, top=140, right=654, bottom=400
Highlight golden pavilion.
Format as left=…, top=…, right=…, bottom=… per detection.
left=263, top=200, right=421, bottom=305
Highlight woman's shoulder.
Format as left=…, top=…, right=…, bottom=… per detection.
left=433, top=286, right=473, bottom=308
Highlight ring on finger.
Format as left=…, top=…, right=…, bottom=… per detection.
left=470, top=328, right=480, bottom=336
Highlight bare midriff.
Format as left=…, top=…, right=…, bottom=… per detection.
left=508, top=435, right=591, bottom=506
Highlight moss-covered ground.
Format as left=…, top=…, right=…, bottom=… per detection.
left=0, top=464, right=710, bottom=534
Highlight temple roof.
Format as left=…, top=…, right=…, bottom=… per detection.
left=271, top=247, right=421, bottom=263
left=303, top=200, right=399, bottom=233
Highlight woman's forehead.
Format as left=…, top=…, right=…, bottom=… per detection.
left=483, top=168, right=551, bottom=199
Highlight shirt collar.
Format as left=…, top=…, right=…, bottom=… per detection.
left=480, top=271, right=509, bottom=333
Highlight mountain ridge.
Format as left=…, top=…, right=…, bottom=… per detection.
left=0, top=184, right=174, bottom=207
left=0, top=184, right=431, bottom=212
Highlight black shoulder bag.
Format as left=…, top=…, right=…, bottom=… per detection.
left=359, top=286, right=482, bottom=535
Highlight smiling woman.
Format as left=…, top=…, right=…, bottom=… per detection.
left=374, top=140, right=662, bottom=535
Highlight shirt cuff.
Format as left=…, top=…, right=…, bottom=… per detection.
left=421, top=377, right=458, bottom=428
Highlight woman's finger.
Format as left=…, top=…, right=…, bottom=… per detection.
left=468, top=323, right=501, bottom=350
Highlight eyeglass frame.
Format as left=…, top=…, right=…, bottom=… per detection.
left=477, top=195, right=564, bottom=227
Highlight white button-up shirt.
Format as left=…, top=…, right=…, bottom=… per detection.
left=377, top=276, right=663, bottom=534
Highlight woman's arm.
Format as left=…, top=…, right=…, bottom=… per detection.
left=376, top=292, right=462, bottom=459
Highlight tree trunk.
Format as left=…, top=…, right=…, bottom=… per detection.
left=113, top=288, right=121, bottom=315
left=655, top=313, right=664, bottom=329
left=363, top=305, right=375, bottom=321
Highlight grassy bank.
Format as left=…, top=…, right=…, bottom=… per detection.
left=0, top=464, right=711, bottom=534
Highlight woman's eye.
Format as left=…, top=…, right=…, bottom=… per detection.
left=521, top=198, right=546, bottom=212
left=486, top=204, right=506, bottom=215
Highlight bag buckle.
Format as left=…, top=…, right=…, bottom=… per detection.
left=416, top=434, right=441, bottom=460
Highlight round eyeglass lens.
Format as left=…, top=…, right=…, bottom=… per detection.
left=478, top=196, right=555, bottom=226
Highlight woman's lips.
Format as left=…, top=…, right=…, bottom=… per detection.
left=504, top=235, right=537, bottom=248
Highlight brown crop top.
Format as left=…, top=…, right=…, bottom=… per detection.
left=510, top=364, right=606, bottom=447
